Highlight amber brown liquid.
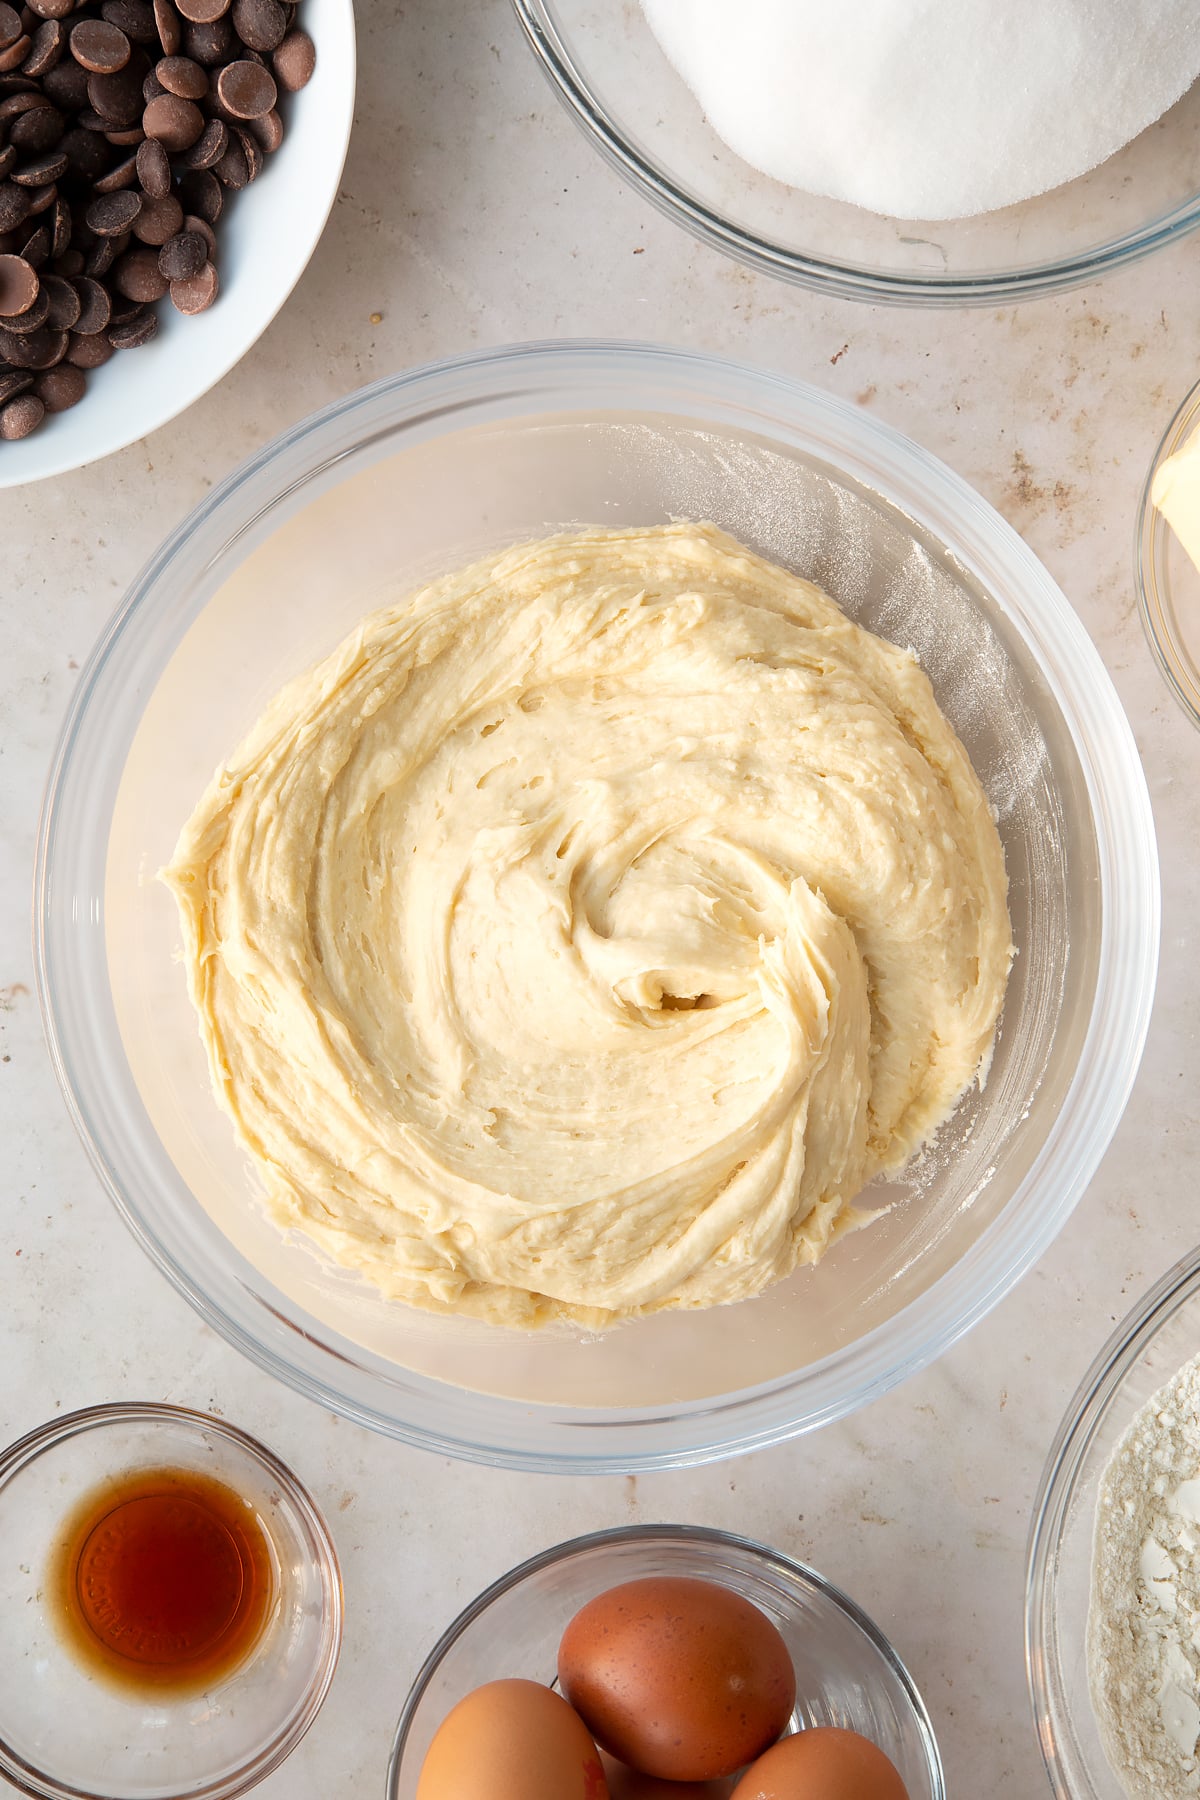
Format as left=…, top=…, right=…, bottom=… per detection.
left=49, top=1465, right=275, bottom=1695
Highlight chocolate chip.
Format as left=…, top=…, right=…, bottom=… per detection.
left=0, top=31, right=30, bottom=69
left=212, top=130, right=244, bottom=185
left=8, top=98, right=64, bottom=148
left=179, top=207, right=211, bottom=254
left=0, top=2, right=23, bottom=49
left=155, top=222, right=198, bottom=276
left=107, top=299, right=153, bottom=342
left=0, top=388, right=43, bottom=434
left=0, top=249, right=38, bottom=313
left=41, top=55, right=87, bottom=105
left=87, top=59, right=143, bottom=121
left=176, top=162, right=218, bottom=219
left=152, top=0, right=178, bottom=52
left=65, top=323, right=111, bottom=362
left=91, top=145, right=138, bottom=187
left=12, top=148, right=69, bottom=182
left=271, top=22, right=309, bottom=91
left=142, top=87, right=200, bottom=146
left=0, top=319, right=49, bottom=362
left=232, top=119, right=259, bottom=179
left=70, top=17, right=131, bottom=71
left=18, top=220, right=49, bottom=262
left=1, top=278, right=47, bottom=326
left=34, top=357, right=83, bottom=405
left=40, top=268, right=77, bottom=323
left=154, top=49, right=203, bottom=93
left=0, top=367, right=33, bottom=402
left=85, top=184, right=138, bottom=232
left=167, top=249, right=212, bottom=310
left=0, top=184, right=31, bottom=229
left=230, top=0, right=281, bottom=51
left=180, top=12, right=227, bottom=62
left=215, top=54, right=271, bottom=116
left=70, top=271, right=109, bottom=330
left=22, top=16, right=66, bottom=72
left=176, top=111, right=222, bottom=165
left=0, top=87, right=46, bottom=115
left=111, top=239, right=163, bottom=295
left=132, top=190, right=178, bottom=244
left=242, top=98, right=278, bottom=149
left=27, top=0, right=75, bottom=20
left=101, top=0, right=157, bottom=42
left=175, top=0, right=227, bottom=20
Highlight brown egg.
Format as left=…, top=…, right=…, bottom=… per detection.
left=558, top=1575, right=797, bottom=1782
left=414, top=1677, right=610, bottom=1800
left=601, top=1748, right=734, bottom=1799
left=729, top=1727, right=911, bottom=1799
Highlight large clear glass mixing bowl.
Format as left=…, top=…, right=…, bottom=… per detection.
left=35, top=341, right=1159, bottom=1471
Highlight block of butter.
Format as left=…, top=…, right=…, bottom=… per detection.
left=1152, top=427, right=1200, bottom=576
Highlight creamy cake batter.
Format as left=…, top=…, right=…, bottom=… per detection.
left=163, top=524, right=1012, bottom=1329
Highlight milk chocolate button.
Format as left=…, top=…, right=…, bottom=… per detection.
left=85, top=186, right=141, bottom=234
left=157, top=225, right=204, bottom=278
left=272, top=25, right=311, bottom=90
left=0, top=2, right=23, bottom=50
left=168, top=254, right=215, bottom=312
left=0, top=252, right=40, bottom=316
left=142, top=89, right=203, bottom=146
left=215, top=56, right=274, bottom=116
left=0, top=391, right=45, bottom=437
left=155, top=52, right=206, bottom=95
left=70, top=18, right=132, bottom=71
left=34, top=361, right=85, bottom=409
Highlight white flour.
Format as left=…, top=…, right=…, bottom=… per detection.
left=1090, top=1354, right=1200, bottom=1799
left=641, top=0, right=1200, bottom=220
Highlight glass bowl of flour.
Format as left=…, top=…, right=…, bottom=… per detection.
left=513, top=1, right=1200, bottom=304
left=1027, top=1250, right=1200, bottom=1800
left=36, top=341, right=1159, bottom=1472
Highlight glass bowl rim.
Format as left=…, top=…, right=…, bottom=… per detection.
left=34, top=337, right=1160, bottom=1473
left=385, top=1519, right=946, bottom=1797
left=1024, top=1245, right=1200, bottom=1799
left=1136, top=372, right=1200, bottom=732
left=0, top=1400, right=344, bottom=1800
left=510, top=0, right=1200, bottom=307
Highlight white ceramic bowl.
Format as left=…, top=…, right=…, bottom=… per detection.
left=0, top=0, right=355, bottom=490
left=36, top=342, right=1159, bottom=1473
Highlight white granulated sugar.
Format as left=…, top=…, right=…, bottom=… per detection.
left=641, top=0, right=1200, bottom=220
left=1090, top=1353, right=1200, bottom=1800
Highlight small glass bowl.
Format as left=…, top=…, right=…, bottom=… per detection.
left=387, top=1523, right=945, bottom=1799
left=513, top=0, right=1200, bottom=305
left=1026, top=1249, right=1200, bottom=1798
left=0, top=1403, right=343, bottom=1800
left=1137, top=374, right=1200, bottom=731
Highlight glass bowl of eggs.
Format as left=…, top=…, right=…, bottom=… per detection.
left=1026, top=1249, right=1200, bottom=1800
left=512, top=1, right=1200, bottom=304
left=1137, top=373, right=1200, bottom=731
left=387, top=1523, right=943, bottom=1799
left=35, top=339, right=1158, bottom=1472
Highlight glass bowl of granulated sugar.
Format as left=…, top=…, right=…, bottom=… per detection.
left=513, top=0, right=1200, bottom=305
left=1027, top=1248, right=1200, bottom=1800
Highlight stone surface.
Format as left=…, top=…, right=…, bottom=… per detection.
left=2, top=3, right=1199, bottom=1797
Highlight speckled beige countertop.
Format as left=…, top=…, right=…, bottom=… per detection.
left=2, top=4, right=1199, bottom=1795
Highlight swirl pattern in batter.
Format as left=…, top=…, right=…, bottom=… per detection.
left=163, top=523, right=1012, bottom=1329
